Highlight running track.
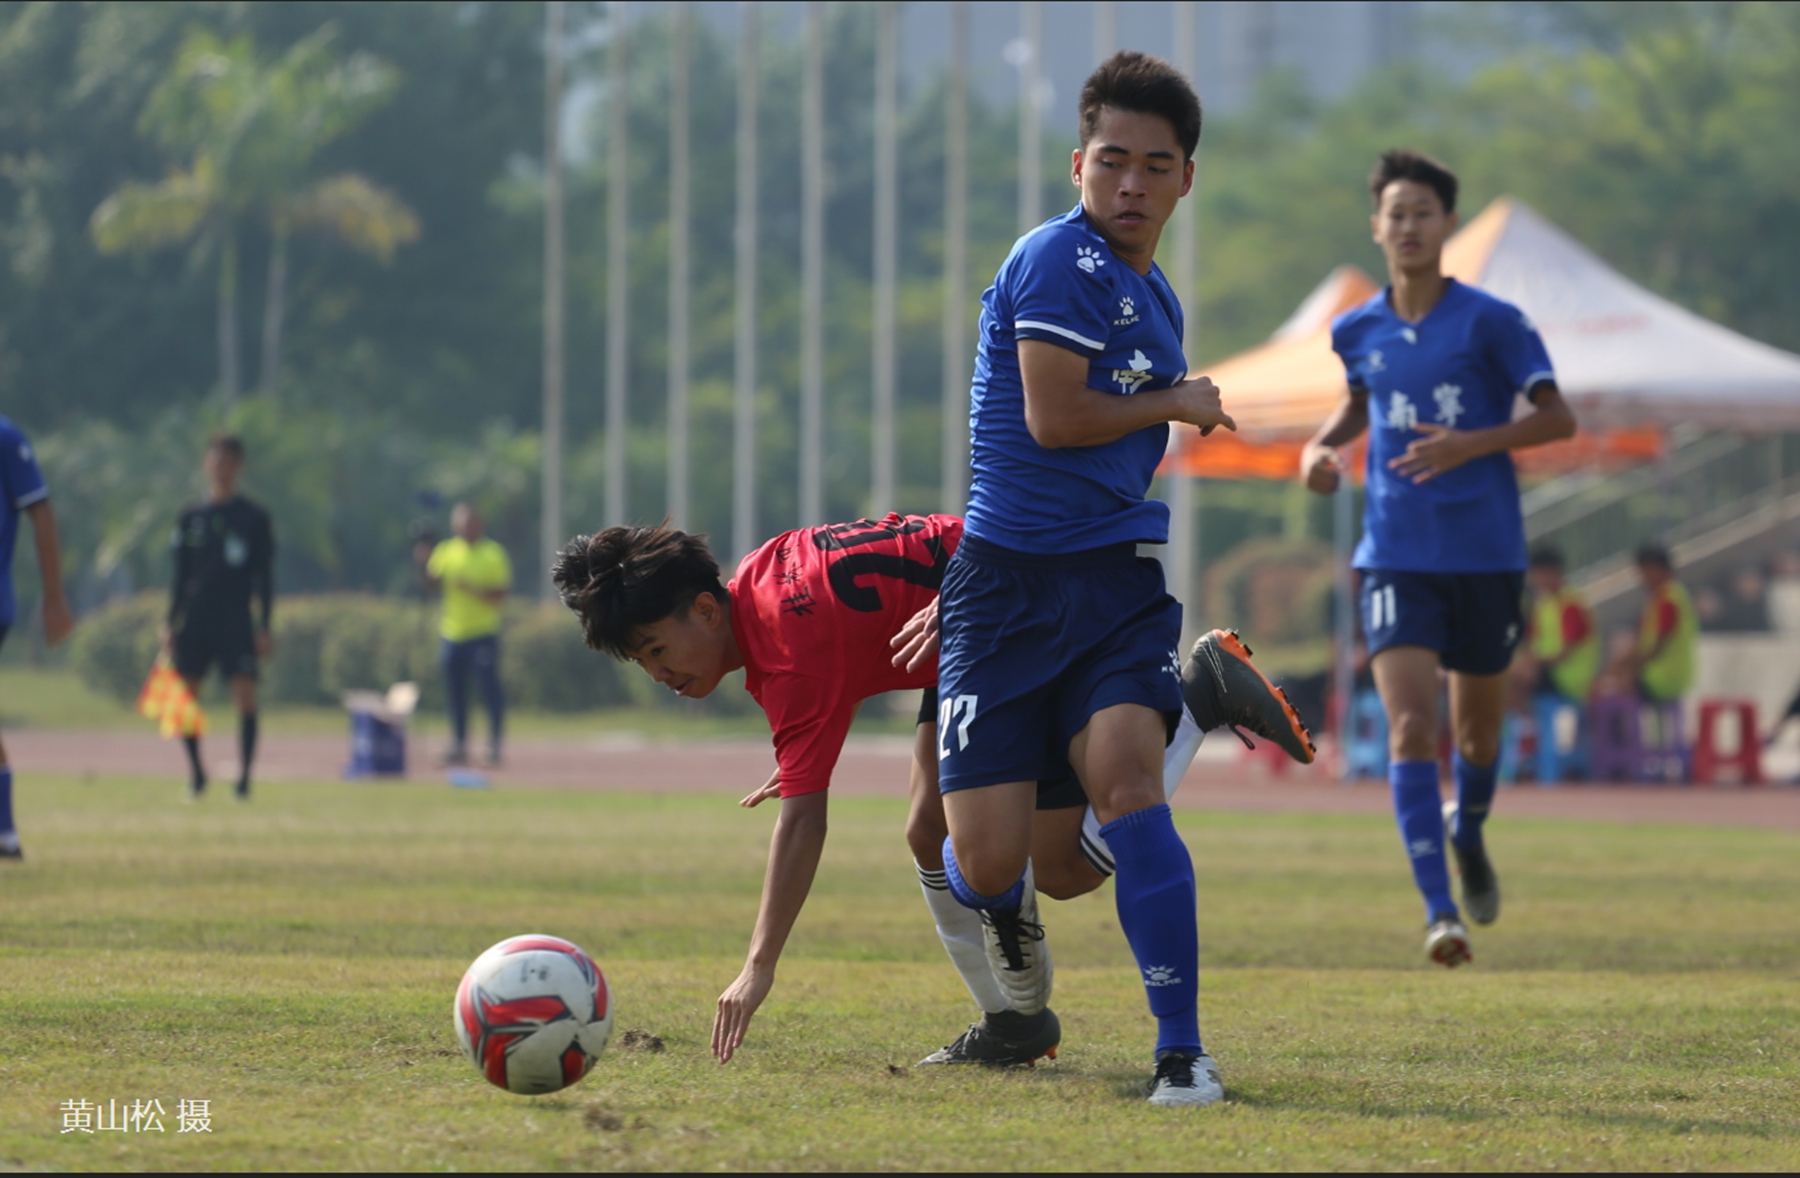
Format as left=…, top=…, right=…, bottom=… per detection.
left=9, top=730, right=1798, bottom=833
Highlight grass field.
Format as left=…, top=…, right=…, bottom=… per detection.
left=1, top=775, right=1796, bottom=1171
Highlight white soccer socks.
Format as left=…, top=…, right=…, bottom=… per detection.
left=915, top=861, right=1010, bottom=1016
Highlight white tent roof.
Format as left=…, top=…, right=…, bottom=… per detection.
left=1469, top=199, right=1800, bottom=430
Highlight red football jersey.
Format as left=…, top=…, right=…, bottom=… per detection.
left=728, top=513, right=961, bottom=798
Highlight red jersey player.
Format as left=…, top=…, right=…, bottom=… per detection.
left=552, top=514, right=1311, bottom=1067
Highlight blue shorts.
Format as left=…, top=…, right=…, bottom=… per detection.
left=1360, top=568, right=1525, bottom=676
left=935, top=535, right=1184, bottom=794
left=919, top=685, right=1089, bottom=810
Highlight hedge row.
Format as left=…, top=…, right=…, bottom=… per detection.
left=66, top=593, right=764, bottom=716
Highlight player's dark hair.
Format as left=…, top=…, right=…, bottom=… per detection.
left=1635, top=542, right=1673, bottom=571
left=1369, top=148, right=1458, bottom=214
left=1078, top=50, right=1202, bottom=161
left=1528, top=544, right=1566, bottom=571
left=552, top=524, right=728, bottom=660
left=207, top=432, right=246, bottom=461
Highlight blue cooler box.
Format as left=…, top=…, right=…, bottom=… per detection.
left=346, top=710, right=406, bottom=777
left=342, top=685, right=418, bottom=779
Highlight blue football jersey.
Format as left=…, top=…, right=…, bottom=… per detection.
left=963, top=203, right=1188, bottom=553
left=1333, top=280, right=1556, bottom=573
left=0, top=415, right=50, bottom=627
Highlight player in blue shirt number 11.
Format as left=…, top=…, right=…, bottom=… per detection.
left=1301, top=150, right=1576, bottom=967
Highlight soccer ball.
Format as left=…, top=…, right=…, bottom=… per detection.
left=454, top=934, right=614, bottom=1095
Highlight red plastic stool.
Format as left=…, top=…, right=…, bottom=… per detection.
left=1691, top=699, right=1763, bottom=786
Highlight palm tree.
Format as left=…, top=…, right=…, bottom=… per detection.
left=90, top=27, right=419, bottom=398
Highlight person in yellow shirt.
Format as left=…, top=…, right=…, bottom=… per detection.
left=422, top=503, right=511, bottom=766
left=1630, top=543, right=1697, bottom=705
left=1524, top=545, right=1598, bottom=783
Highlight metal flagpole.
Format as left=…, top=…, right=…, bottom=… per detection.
left=604, top=0, right=630, bottom=525
left=940, top=2, right=969, bottom=515
left=540, top=0, right=566, bottom=596
left=1167, top=0, right=1199, bottom=645
left=1333, top=481, right=1356, bottom=771
left=732, top=2, right=759, bottom=558
left=667, top=1, right=691, bottom=529
left=872, top=2, right=897, bottom=518
left=1094, top=0, right=1116, bottom=61
left=1018, top=1, right=1042, bottom=234
left=800, top=1, right=825, bottom=527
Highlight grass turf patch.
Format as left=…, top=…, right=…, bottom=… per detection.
left=0, top=777, right=1795, bottom=1170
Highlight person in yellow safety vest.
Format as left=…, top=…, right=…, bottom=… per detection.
left=419, top=503, right=512, bottom=767
left=1524, top=544, right=1598, bottom=783
left=1630, top=543, right=1698, bottom=704
left=1526, top=545, right=1599, bottom=704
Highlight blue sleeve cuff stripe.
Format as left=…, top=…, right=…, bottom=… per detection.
left=1520, top=371, right=1557, bottom=396
left=13, top=485, right=47, bottom=508
left=1014, top=319, right=1104, bottom=352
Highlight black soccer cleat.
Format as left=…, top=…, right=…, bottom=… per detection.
left=916, top=1007, right=1061, bottom=1067
left=1183, top=629, right=1317, bottom=764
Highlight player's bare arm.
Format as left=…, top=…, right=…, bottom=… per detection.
left=712, top=788, right=828, bottom=1064
left=1388, top=383, right=1577, bottom=483
left=24, top=500, right=72, bottom=646
left=1019, top=339, right=1235, bottom=449
left=1300, top=389, right=1371, bottom=495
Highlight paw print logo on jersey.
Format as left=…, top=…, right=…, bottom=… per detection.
left=1143, top=964, right=1181, bottom=988
left=1367, top=349, right=1386, bottom=374
left=1074, top=244, right=1106, bottom=274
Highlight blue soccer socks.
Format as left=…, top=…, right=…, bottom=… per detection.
left=1390, top=759, right=1457, bottom=921
left=940, top=836, right=1026, bottom=912
left=1451, top=751, right=1498, bottom=851
left=1099, top=804, right=1203, bottom=1058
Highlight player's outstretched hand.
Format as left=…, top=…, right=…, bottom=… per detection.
left=712, top=964, right=774, bottom=1064
left=1389, top=423, right=1476, bottom=483
left=1170, top=375, right=1237, bottom=437
left=740, top=769, right=782, bottom=808
left=889, top=599, right=940, bottom=673
left=1301, top=442, right=1342, bottom=495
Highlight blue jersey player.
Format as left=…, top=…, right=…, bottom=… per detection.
left=0, top=415, right=74, bottom=860
left=935, top=52, right=1236, bottom=1107
left=1301, top=150, right=1576, bottom=967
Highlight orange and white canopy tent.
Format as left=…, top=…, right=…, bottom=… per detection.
left=1167, top=198, right=1800, bottom=480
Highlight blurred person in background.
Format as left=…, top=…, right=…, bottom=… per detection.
left=419, top=503, right=510, bottom=767
left=1301, top=149, right=1576, bottom=967
left=164, top=433, right=275, bottom=801
left=0, top=414, right=73, bottom=858
left=1628, top=544, right=1697, bottom=708
left=1523, top=545, right=1597, bottom=783
left=1713, top=566, right=1771, bottom=632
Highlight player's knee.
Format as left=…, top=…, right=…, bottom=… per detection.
left=1456, top=732, right=1500, bottom=769
left=952, top=844, right=1028, bottom=899
left=1388, top=709, right=1436, bottom=760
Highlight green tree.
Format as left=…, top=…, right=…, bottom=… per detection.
left=89, top=25, right=417, bottom=397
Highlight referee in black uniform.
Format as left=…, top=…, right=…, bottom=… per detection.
left=163, top=433, right=275, bottom=800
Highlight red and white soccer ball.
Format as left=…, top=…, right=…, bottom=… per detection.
left=454, top=934, right=614, bottom=1095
